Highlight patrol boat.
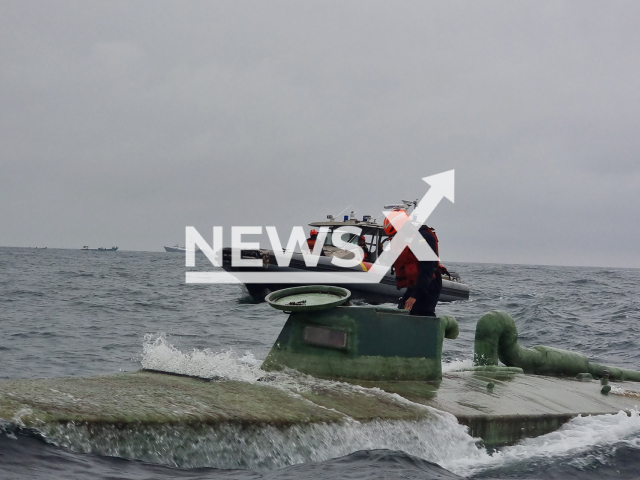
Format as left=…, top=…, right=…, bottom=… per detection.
left=221, top=202, right=470, bottom=304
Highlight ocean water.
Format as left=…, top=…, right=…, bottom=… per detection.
left=1, top=246, right=640, bottom=479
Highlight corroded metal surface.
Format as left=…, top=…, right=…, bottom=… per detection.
left=2, top=369, right=640, bottom=447
left=262, top=307, right=458, bottom=381
left=474, top=310, right=640, bottom=381
left=372, top=370, right=640, bottom=445
left=0, top=370, right=427, bottom=427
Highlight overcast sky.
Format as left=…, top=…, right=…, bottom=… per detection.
left=1, top=1, right=639, bottom=268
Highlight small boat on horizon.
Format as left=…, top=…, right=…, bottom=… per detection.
left=164, top=245, right=202, bottom=253
left=81, top=246, right=118, bottom=252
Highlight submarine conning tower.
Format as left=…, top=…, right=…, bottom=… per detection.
left=261, top=286, right=459, bottom=381
left=473, top=310, right=640, bottom=381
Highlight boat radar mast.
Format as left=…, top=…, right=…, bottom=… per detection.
left=383, top=199, right=419, bottom=212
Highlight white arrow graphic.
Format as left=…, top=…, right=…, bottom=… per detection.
left=366, top=170, right=455, bottom=280
left=411, top=170, right=455, bottom=224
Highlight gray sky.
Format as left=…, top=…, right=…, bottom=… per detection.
left=1, top=1, right=639, bottom=268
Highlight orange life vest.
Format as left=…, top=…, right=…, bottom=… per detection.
left=307, top=235, right=317, bottom=250
left=394, top=227, right=441, bottom=289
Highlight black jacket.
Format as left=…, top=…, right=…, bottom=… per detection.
left=405, top=226, right=442, bottom=315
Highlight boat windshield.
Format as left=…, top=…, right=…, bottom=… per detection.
left=323, top=230, right=359, bottom=246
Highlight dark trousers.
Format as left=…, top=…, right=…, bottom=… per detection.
left=399, top=290, right=437, bottom=317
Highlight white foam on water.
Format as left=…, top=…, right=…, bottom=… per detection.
left=11, top=408, right=33, bottom=427
left=41, top=415, right=485, bottom=470
left=140, top=334, right=474, bottom=410
left=445, top=409, right=640, bottom=477
left=141, top=333, right=263, bottom=383
left=129, top=336, right=640, bottom=475
left=441, top=358, right=474, bottom=373
left=119, top=334, right=487, bottom=469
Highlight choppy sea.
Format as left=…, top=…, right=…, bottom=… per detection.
left=1, top=247, right=640, bottom=479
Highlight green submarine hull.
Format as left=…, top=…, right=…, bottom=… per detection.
left=2, top=289, right=640, bottom=448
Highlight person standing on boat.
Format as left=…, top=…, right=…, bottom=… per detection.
left=358, top=236, right=370, bottom=262
left=306, top=229, right=318, bottom=249
left=383, top=210, right=442, bottom=317
left=307, top=229, right=319, bottom=251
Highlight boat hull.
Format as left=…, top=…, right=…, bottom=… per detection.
left=221, top=249, right=470, bottom=304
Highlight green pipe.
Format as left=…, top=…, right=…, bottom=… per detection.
left=440, top=315, right=459, bottom=340
left=473, top=311, right=640, bottom=381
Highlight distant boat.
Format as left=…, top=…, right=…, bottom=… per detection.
left=164, top=245, right=201, bottom=253
left=81, top=246, right=118, bottom=251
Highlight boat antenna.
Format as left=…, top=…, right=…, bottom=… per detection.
left=401, top=199, right=419, bottom=213
left=332, top=203, right=353, bottom=219
left=375, top=198, right=420, bottom=223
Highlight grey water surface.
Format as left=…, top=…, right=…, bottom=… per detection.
left=1, top=247, right=640, bottom=479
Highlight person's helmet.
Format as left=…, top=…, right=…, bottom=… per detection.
left=358, top=236, right=366, bottom=243
left=310, top=229, right=318, bottom=236
left=383, top=209, right=409, bottom=236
